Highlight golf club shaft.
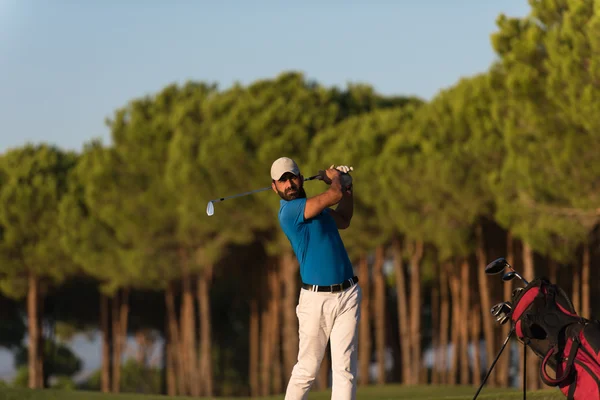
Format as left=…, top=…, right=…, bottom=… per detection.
left=208, top=174, right=321, bottom=204
left=517, top=273, right=529, bottom=285
left=209, top=186, right=270, bottom=203
left=509, top=266, right=530, bottom=285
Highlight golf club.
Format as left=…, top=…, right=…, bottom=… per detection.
left=484, top=257, right=530, bottom=284
left=484, top=257, right=511, bottom=275
left=491, top=302, right=512, bottom=318
left=502, top=271, right=529, bottom=285
left=206, top=173, right=324, bottom=216
left=512, top=287, right=524, bottom=299
left=491, top=302, right=506, bottom=316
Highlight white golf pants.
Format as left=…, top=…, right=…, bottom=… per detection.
left=285, top=282, right=362, bottom=400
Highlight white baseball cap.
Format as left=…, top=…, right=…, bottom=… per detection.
left=270, top=157, right=300, bottom=180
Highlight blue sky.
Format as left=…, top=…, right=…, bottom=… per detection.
left=0, top=0, right=530, bottom=381
left=0, top=0, right=530, bottom=154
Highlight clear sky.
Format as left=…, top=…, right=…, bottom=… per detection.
left=0, top=0, right=531, bottom=155
left=0, top=0, right=530, bottom=381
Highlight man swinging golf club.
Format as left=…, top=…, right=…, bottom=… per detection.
left=270, top=157, right=361, bottom=400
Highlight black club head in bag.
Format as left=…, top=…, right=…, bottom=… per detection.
left=485, top=257, right=511, bottom=275
left=512, top=287, right=524, bottom=299
left=490, top=302, right=512, bottom=318
left=491, top=302, right=505, bottom=317
left=502, top=271, right=517, bottom=281
left=502, top=271, right=529, bottom=285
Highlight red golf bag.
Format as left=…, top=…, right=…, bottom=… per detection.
left=510, top=277, right=600, bottom=399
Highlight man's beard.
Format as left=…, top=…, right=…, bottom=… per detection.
left=277, top=184, right=306, bottom=201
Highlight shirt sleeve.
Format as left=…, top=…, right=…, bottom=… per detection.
left=279, top=198, right=307, bottom=230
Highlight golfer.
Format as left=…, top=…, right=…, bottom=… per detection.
left=270, top=157, right=362, bottom=400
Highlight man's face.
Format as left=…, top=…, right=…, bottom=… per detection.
left=272, top=172, right=305, bottom=201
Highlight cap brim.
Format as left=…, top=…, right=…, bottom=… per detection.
left=273, top=170, right=299, bottom=180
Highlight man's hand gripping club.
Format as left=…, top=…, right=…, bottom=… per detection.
left=319, top=165, right=354, bottom=194
left=304, top=164, right=354, bottom=223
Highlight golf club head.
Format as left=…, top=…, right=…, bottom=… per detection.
left=491, top=302, right=512, bottom=318
left=491, top=303, right=505, bottom=317
left=502, top=271, right=517, bottom=282
left=206, top=201, right=215, bottom=216
left=512, top=287, right=524, bottom=299
left=485, top=257, right=511, bottom=275
left=497, top=314, right=510, bottom=325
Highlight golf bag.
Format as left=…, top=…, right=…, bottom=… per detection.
left=510, top=277, right=600, bottom=399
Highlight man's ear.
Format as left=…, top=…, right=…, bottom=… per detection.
left=271, top=181, right=277, bottom=193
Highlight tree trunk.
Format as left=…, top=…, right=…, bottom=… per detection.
left=460, top=258, right=470, bottom=385
left=357, top=254, right=371, bottom=385
left=111, top=288, right=129, bottom=393
left=392, top=237, right=411, bottom=385
left=165, top=311, right=177, bottom=396
left=166, top=283, right=185, bottom=395
left=373, top=245, right=387, bottom=384
left=449, top=264, right=462, bottom=384
left=475, top=224, right=495, bottom=386
left=180, top=249, right=199, bottom=397
left=198, top=264, right=214, bottom=397
left=120, top=289, right=130, bottom=367
left=447, top=263, right=459, bottom=385
left=110, top=292, right=120, bottom=393
left=27, top=272, right=42, bottom=389
left=523, top=242, right=540, bottom=390
left=548, top=258, right=558, bottom=283
left=111, top=289, right=123, bottom=393
left=497, top=231, right=514, bottom=387
left=281, top=251, right=299, bottom=381
left=409, top=240, right=423, bottom=384
left=101, top=293, right=112, bottom=393
left=37, top=293, right=45, bottom=389
left=470, top=304, right=482, bottom=387
left=582, top=244, right=590, bottom=319
left=439, top=262, right=449, bottom=385
left=260, top=279, right=272, bottom=397
left=572, top=262, right=581, bottom=313
left=431, top=276, right=440, bottom=385
left=269, top=263, right=282, bottom=394
left=249, top=296, right=260, bottom=397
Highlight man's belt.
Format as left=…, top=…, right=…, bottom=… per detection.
left=302, top=276, right=359, bottom=293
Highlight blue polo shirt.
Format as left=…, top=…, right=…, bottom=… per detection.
left=278, top=198, right=354, bottom=286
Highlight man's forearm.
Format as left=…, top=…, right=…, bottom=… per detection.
left=335, top=191, right=353, bottom=222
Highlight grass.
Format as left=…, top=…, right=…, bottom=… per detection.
left=0, top=385, right=566, bottom=400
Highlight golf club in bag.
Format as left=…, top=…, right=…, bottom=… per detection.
left=473, top=257, right=600, bottom=400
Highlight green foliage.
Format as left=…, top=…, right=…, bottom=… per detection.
left=50, top=376, right=77, bottom=390
left=79, top=360, right=162, bottom=395
left=11, top=365, right=28, bottom=388
left=11, top=367, right=77, bottom=391
left=0, top=144, right=78, bottom=299
left=307, top=104, right=422, bottom=260
left=14, top=340, right=82, bottom=379
left=489, top=0, right=599, bottom=261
